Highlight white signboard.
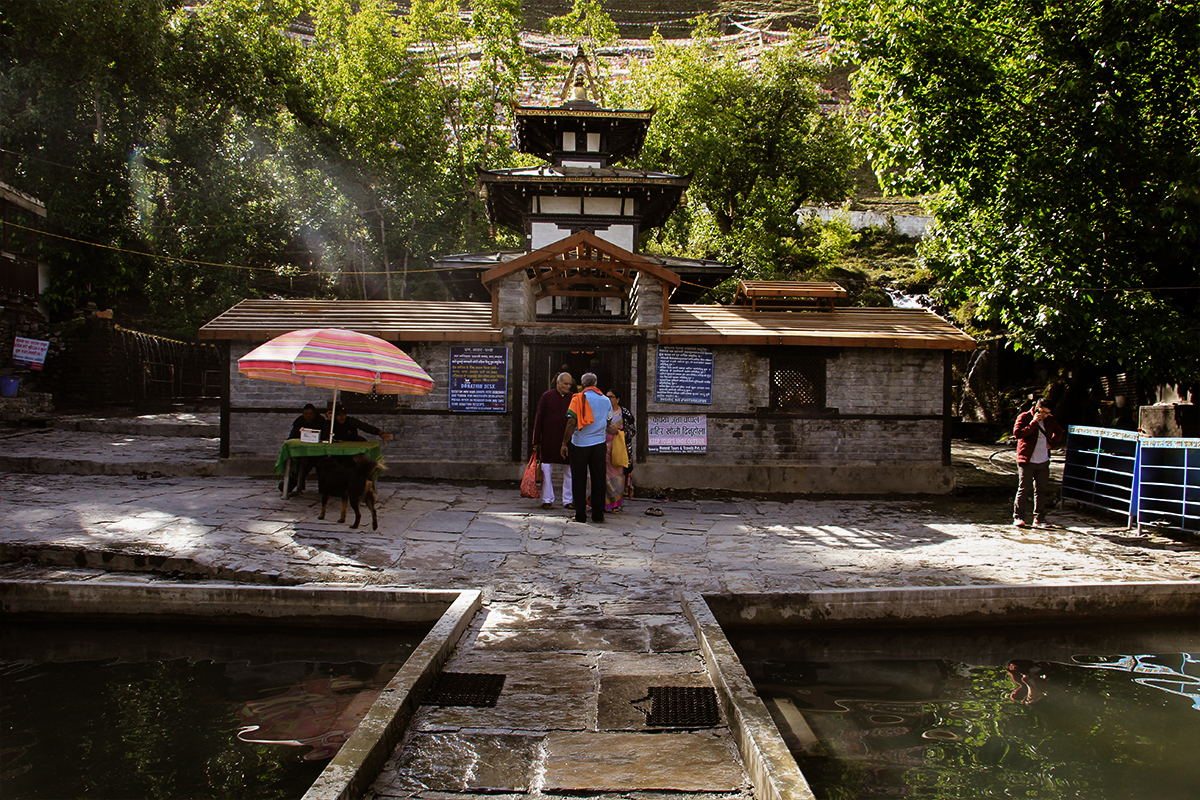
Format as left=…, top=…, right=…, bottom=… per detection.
left=647, top=414, right=707, bottom=453
left=12, top=337, right=49, bottom=370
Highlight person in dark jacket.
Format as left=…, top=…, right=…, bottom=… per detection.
left=532, top=372, right=574, bottom=510
left=288, top=403, right=329, bottom=441
left=1012, top=398, right=1066, bottom=527
left=327, top=406, right=392, bottom=443
left=282, top=403, right=329, bottom=495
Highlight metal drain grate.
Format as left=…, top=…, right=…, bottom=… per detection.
left=645, top=686, right=721, bottom=727
left=424, top=672, right=506, bottom=707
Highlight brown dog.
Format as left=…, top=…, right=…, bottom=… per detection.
left=316, top=453, right=380, bottom=529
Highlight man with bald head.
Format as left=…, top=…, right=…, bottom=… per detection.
left=532, top=371, right=574, bottom=510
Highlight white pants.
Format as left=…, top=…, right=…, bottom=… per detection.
left=541, top=462, right=573, bottom=505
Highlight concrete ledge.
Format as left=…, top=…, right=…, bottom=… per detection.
left=53, top=417, right=220, bottom=437
left=1, top=581, right=483, bottom=800
left=682, top=592, right=816, bottom=800
left=637, top=463, right=956, bottom=494
left=304, top=589, right=482, bottom=800
left=213, top=458, right=958, bottom=495
left=685, top=582, right=1200, bottom=800
left=0, top=456, right=227, bottom=477
left=0, top=543, right=293, bottom=584
left=0, top=581, right=472, bottom=625
left=702, top=581, right=1200, bottom=628
left=223, top=457, right=521, bottom=482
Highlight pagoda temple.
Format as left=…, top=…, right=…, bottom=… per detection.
left=201, top=52, right=976, bottom=494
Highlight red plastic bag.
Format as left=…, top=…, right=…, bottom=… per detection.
left=520, top=453, right=540, bottom=498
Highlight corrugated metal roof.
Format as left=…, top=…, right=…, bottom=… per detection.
left=198, top=300, right=501, bottom=342
left=660, top=305, right=976, bottom=350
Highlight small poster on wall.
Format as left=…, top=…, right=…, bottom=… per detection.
left=654, top=346, right=714, bottom=405
left=647, top=414, right=707, bottom=453
left=12, top=337, right=49, bottom=371
left=449, top=346, right=508, bottom=413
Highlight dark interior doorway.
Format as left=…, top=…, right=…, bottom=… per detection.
left=527, top=342, right=630, bottom=455
left=531, top=344, right=630, bottom=396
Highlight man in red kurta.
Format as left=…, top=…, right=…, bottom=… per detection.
left=532, top=372, right=574, bottom=510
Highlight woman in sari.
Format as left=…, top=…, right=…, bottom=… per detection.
left=604, top=390, right=634, bottom=512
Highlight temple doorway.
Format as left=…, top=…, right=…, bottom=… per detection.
left=528, top=342, right=631, bottom=425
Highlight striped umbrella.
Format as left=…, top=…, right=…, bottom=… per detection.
left=238, top=328, right=433, bottom=442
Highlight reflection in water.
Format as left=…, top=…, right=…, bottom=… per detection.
left=737, top=632, right=1200, bottom=800
left=236, top=665, right=399, bottom=760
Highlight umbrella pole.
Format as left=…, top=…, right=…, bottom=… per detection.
left=329, top=381, right=338, bottom=444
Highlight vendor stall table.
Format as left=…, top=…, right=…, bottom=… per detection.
left=274, top=440, right=383, bottom=498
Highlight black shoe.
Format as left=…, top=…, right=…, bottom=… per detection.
left=592, top=515, right=604, bottom=523
left=574, top=516, right=587, bottom=523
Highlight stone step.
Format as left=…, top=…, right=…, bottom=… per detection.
left=50, top=411, right=220, bottom=437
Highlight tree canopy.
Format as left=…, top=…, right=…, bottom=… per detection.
left=1, top=0, right=536, bottom=334
left=823, top=0, right=1200, bottom=384
left=614, top=25, right=860, bottom=284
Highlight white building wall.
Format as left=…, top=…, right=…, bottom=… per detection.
left=594, top=225, right=635, bottom=252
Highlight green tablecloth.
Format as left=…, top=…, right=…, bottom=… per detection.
left=273, top=440, right=383, bottom=476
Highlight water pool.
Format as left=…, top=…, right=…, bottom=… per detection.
left=686, top=583, right=1200, bottom=800
left=1, top=620, right=426, bottom=799
left=0, top=582, right=482, bottom=800
left=728, top=621, right=1200, bottom=800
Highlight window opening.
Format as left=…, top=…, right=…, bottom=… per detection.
left=770, top=351, right=826, bottom=410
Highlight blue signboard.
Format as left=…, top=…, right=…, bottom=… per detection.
left=449, top=346, right=508, bottom=413
left=654, top=346, right=714, bottom=405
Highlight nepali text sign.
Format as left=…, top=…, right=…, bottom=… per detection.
left=654, top=346, right=713, bottom=405
left=449, top=346, right=508, bottom=413
left=12, top=337, right=49, bottom=370
left=647, top=414, right=707, bottom=453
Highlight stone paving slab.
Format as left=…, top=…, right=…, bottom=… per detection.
left=541, top=731, right=747, bottom=792
left=374, top=732, right=543, bottom=793
left=597, top=673, right=716, bottom=730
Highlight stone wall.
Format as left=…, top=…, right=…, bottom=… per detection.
left=495, top=273, right=534, bottom=325
left=3, top=298, right=221, bottom=412
left=827, top=348, right=944, bottom=416
left=644, top=344, right=945, bottom=468
left=0, top=391, right=54, bottom=422
left=228, top=340, right=511, bottom=470
left=224, top=335, right=952, bottom=491
left=699, top=417, right=943, bottom=465
left=630, top=272, right=664, bottom=327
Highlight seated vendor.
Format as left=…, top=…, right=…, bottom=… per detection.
left=281, top=403, right=329, bottom=495
left=327, top=406, right=392, bottom=443
left=288, top=403, right=329, bottom=441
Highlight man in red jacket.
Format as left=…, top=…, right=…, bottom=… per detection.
left=1013, top=398, right=1066, bottom=527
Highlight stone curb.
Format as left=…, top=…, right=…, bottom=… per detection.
left=0, top=543, right=296, bottom=585
left=53, top=418, right=220, bottom=437
left=0, top=456, right=281, bottom=478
